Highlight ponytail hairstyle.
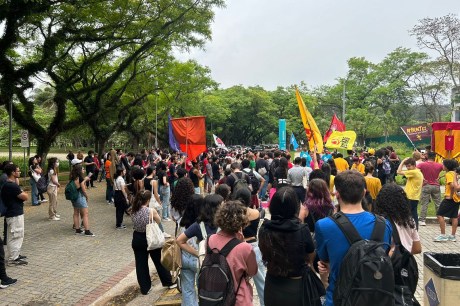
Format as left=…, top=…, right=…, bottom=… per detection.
left=131, top=190, right=152, bottom=214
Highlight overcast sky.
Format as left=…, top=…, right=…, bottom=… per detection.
left=178, top=0, right=460, bottom=90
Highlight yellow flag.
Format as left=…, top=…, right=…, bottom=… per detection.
left=325, top=131, right=357, bottom=150
left=295, top=88, right=323, bottom=153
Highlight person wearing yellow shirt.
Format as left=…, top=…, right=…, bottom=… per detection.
left=350, top=157, right=365, bottom=175
left=397, top=157, right=423, bottom=230
left=433, top=159, right=460, bottom=242
left=364, top=162, right=382, bottom=211
left=333, top=153, right=349, bottom=172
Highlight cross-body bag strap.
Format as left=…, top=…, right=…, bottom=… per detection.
left=200, top=221, right=207, bottom=240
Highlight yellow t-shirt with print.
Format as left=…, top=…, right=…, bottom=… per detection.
left=403, top=169, right=423, bottom=200
left=445, top=171, right=460, bottom=202
left=351, top=163, right=365, bottom=175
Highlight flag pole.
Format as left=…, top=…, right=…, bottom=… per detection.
left=400, top=127, right=417, bottom=150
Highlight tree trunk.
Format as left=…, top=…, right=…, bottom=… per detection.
left=95, top=136, right=108, bottom=156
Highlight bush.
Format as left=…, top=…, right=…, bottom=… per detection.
left=367, top=141, right=413, bottom=157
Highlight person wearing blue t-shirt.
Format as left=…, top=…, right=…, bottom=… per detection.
left=321, top=151, right=332, bottom=163
left=315, top=170, right=392, bottom=306
left=299, top=147, right=312, bottom=165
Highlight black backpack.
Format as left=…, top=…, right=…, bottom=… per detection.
left=231, top=173, right=250, bottom=194
left=329, top=212, right=395, bottom=306
left=243, top=169, right=260, bottom=195
left=390, top=221, right=420, bottom=306
left=36, top=176, right=48, bottom=194
left=198, top=235, right=243, bottom=306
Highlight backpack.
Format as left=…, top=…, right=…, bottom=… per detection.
left=197, top=235, right=243, bottom=306
left=243, top=169, right=260, bottom=195
left=36, top=176, right=48, bottom=193
left=329, top=212, right=395, bottom=306
left=231, top=173, right=250, bottom=193
left=382, top=157, right=392, bottom=175
left=390, top=221, right=420, bottom=306
left=65, top=180, right=80, bottom=202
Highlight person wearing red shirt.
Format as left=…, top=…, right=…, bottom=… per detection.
left=417, top=151, right=444, bottom=226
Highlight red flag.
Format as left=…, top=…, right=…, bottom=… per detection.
left=323, top=114, right=346, bottom=143
left=170, top=116, right=207, bottom=161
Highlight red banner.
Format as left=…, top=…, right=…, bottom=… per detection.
left=323, top=114, right=346, bottom=143
left=170, top=116, right=207, bottom=161
left=400, top=124, right=431, bottom=142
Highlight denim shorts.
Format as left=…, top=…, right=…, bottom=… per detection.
left=72, top=192, right=88, bottom=209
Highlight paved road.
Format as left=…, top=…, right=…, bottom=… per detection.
left=1, top=181, right=459, bottom=305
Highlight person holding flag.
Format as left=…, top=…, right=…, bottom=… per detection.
left=290, top=132, right=299, bottom=151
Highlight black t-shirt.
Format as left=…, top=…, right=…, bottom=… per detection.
left=157, top=170, right=167, bottom=187
left=212, top=162, right=220, bottom=181
left=168, top=164, right=176, bottom=180
left=256, top=159, right=268, bottom=173
left=1, top=181, right=24, bottom=217
left=84, top=156, right=95, bottom=173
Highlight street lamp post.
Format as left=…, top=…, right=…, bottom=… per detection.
left=342, top=81, right=346, bottom=125
left=154, top=80, right=158, bottom=148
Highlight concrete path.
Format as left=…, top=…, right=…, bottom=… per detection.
left=1, top=181, right=459, bottom=305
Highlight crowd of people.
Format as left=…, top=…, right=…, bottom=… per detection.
left=0, top=144, right=459, bottom=305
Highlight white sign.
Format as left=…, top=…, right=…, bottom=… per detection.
left=20, top=130, right=29, bottom=148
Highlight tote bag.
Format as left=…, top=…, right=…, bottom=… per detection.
left=146, top=210, right=165, bottom=250
left=161, top=223, right=182, bottom=283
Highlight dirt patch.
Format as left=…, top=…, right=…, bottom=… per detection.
left=99, top=284, right=141, bottom=306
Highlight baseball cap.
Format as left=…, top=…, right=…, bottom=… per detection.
left=71, top=158, right=83, bottom=166
left=368, top=149, right=375, bottom=155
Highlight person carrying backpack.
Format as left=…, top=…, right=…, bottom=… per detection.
left=241, top=159, right=264, bottom=208
left=198, top=200, right=257, bottom=306
left=315, top=171, right=393, bottom=306
left=375, top=184, right=421, bottom=306
left=226, top=163, right=251, bottom=194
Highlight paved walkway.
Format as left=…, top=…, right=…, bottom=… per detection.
left=1, top=181, right=459, bottom=305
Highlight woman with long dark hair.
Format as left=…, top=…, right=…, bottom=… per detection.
left=170, top=177, right=195, bottom=222
left=113, top=167, right=129, bottom=229
left=259, top=187, right=316, bottom=305
left=177, top=194, right=204, bottom=306
left=45, top=158, right=61, bottom=221
left=157, top=162, right=171, bottom=221
left=375, top=183, right=421, bottom=254
left=304, top=179, right=334, bottom=232
left=28, top=156, right=41, bottom=206
left=69, top=164, right=94, bottom=236
left=131, top=190, right=175, bottom=295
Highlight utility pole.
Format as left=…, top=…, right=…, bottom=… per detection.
left=154, top=80, right=158, bottom=148
left=342, top=81, right=346, bottom=125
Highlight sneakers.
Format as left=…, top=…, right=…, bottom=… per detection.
left=41, top=199, right=48, bottom=203
left=17, top=255, right=27, bottom=260
left=434, top=234, right=448, bottom=242
left=84, top=230, right=95, bottom=237
left=107, top=201, right=114, bottom=205
left=162, top=218, right=172, bottom=222
left=116, top=224, right=127, bottom=230
left=55, top=214, right=61, bottom=218
left=163, top=232, right=172, bottom=238
left=447, top=235, right=456, bottom=242
left=163, top=283, right=177, bottom=289
left=8, top=258, right=28, bottom=266
left=75, top=229, right=84, bottom=235
left=419, top=220, right=426, bottom=226
left=0, top=277, right=17, bottom=289
left=49, top=216, right=61, bottom=221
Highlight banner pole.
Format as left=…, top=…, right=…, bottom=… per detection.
left=400, top=127, right=417, bottom=150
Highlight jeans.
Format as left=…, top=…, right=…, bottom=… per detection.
left=106, top=178, right=113, bottom=202
left=181, top=251, right=198, bottom=306
left=29, top=178, right=39, bottom=205
left=251, top=242, right=266, bottom=306
left=258, top=174, right=269, bottom=199
left=194, top=187, right=200, bottom=195
left=419, top=185, right=441, bottom=222
left=160, top=185, right=171, bottom=219
left=409, top=200, right=419, bottom=230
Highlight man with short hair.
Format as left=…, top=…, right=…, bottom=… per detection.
left=288, top=157, right=311, bottom=202
left=417, top=152, right=443, bottom=226
left=397, top=157, right=424, bottom=230
left=84, top=150, right=96, bottom=188
left=333, top=153, right=349, bottom=172
left=226, top=162, right=250, bottom=194
left=315, top=171, right=392, bottom=305
left=1, top=164, right=29, bottom=266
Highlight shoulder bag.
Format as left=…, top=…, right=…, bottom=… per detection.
left=146, top=209, right=165, bottom=250
left=161, top=223, right=182, bottom=283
